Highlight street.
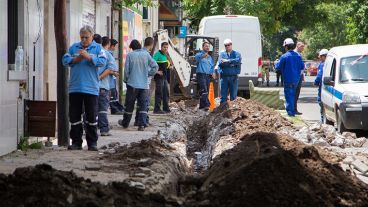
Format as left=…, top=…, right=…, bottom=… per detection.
left=260, top=72, right=320, bottom=123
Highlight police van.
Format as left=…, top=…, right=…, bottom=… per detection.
left=198, top=15, right=262, bottom=97
left=322, top=44, right=368, bottom=133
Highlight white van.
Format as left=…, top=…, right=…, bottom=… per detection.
left=321, top=44, right=368, bottom=133
left=198, top=15, right=262, bottom=96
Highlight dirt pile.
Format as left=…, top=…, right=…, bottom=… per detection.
left=186, top=132, right=368, bottom=207
left=0, top=164, right=180, bottom=207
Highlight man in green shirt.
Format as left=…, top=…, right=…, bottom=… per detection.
left=153, top=42, right=171, bottom=113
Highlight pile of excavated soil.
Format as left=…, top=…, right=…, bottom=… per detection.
left=0, top=164, right=180, bottom=207
left=186, top=132, right=368, bottom=207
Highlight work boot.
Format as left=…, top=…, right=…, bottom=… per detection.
left=88, top=146, right=98, bottom=151
left=118, top=119, right=128, bottom=128
left=153, top=110, right=165, bottom=114
left=138, top=126, right=145, bottom=131
left=67, top=144, right=82, bottom=150
left=100, top=132, right=112, bottom=136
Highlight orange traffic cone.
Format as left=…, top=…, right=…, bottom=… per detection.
left=208, top=82, right=215, bottom=110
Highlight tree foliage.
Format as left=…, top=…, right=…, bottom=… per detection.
left=183, top=0, right=368, bottom=60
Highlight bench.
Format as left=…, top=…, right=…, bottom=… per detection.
left=249, top=80, right=285, bottom=109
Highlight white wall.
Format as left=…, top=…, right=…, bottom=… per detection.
left=143, top=5, right=159, bottom=38
left=96, top=1, right=112, bottom=37
left=0, top=0, right=20, bottom=156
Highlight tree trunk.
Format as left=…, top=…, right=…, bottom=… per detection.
left=54, top=0, right=69, bottom=146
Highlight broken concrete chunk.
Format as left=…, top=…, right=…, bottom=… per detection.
left=128, top=181, right=146, bottom=190
left=342, top=156, right=355, bottom=165
left=352, top=160, right=368, bottom=173
left=85, top=163, right=101, bottom=171
left=353, top=138, right=366, bottom=148
left=342, top=132, right=357, bottom=139
left=312, top=138, right=329, bottom=147
left=133, top=173, right=146, bottom=178
left=331, top=137, right=344, bottom=147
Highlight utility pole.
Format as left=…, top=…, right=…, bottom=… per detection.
left=54, top=0, right=69, bottom=146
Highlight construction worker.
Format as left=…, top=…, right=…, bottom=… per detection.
left=218, top=39, right=242, bottom=103
left=314, top=49, right=328, bottom=122
left=118, top=40, right=158, bottom=131
left=195, top=41, right=215, bottom=110
left=134, top=37, right=159, bottom=126
left=276, top=38, right=304, bottom=117
left=62, top=25, right=107, bottom=151
left=97, top=36, right=119, bottom=136
left=294, top=41, right=306, bottom=115
left=108, top=39, right=124, bottom=115
left=153, top=42, right=171, bottom=114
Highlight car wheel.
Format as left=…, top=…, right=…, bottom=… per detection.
left=322, top=106, right=333, bottom=125
left=337, top=110, right=347, bottom=133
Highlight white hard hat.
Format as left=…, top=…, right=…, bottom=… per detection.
left=283, top=38, right=294, bottom=46
left=319, top=49, right=329, bottom=56
left=224, top=39, right=232, bottom=45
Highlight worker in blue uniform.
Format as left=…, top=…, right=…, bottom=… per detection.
left=217, top=39, right=242, bottom=103
left=195, top=41, right=215, bottom=110
left=276, top=38, right=304, bottom=117
left=62, top=25, right=107, bottom=151
left=314, top=49, right=328, bottom=122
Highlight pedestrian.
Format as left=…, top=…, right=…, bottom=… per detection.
left=195, top=41, right=215, bottom=110
left=62, top=25, right=107, bottom=151
left=275, top=58, right=283, bottom=87
left=314, top=49, right=328, bottom=122
left=261, top=54, right=271, bottom=87
left=294, top=41, right=306, bottom=115
left=276, top=38, right=304, bottom=117
left=118, top=40, right=158, bottom=131
left=217, top=39, right=242, bottom=103
left=134, top=37, right=159, bottom=126
left=108, top=39, right=124, bottom=115
left=97, top=36, right=119, bottom=136
left=153, top=42, right=171, bottom=114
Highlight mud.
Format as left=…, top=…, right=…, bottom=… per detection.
left=1, top=98, right=368, bottom=206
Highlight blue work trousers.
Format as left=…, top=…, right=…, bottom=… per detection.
left=284, top=82, right=298, bottom=116
left=98, top=88, right=110, bottom=133
left=120, top=85, right=149, bottom=127
left=109, top=88, right=124, bottom=114
left=197, top=73, right=211, bottom=108
left=220, top=75, right=238, bottom=103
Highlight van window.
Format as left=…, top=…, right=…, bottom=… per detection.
left=330, top=59, right=336, bottom=81
left=340, top=55, right=368, bottom=83
left=323, top=55, right=333, bottom=77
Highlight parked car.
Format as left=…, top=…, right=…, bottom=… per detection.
left=321, top=44, right=368, bottom=133
left=305, top=61, right=318, bottom=76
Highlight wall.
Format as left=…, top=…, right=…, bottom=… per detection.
left=143, top=5, right=159, bottom=38
left=95, top=1, right=111, bottom=37
left=0, top=0, right=20, bottom=156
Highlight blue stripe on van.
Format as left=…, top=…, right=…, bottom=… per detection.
left=324, top=85, right=343, bottom=100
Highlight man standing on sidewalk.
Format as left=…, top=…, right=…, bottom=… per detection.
left=62, top=26, right=107, bottom=151
left=294, top=41, right=305, bottom=115
left=276, top=38, right=304, bottom=117
left=195, top=42, right=215, bottom=110
left=218, top=39, right=242, bottom=103
left=153, top=42, right=171, bottom=113
left=118, top=40, right=158, bottom=131
left=97, top=36, right=119, bottom=136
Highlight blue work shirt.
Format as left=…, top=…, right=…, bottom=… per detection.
left=217, top=50, right=242, bottom=76
left=195, top=51, right=214, bottom=74
left=98, top=49, right=117, bottom=90
left=124, top=49, right=159, bottom=89
left=314, top=61, right=325, bottom=103
left=62, top=40, right=107, bottom=95
left=276, top=50, right=304, bottom=84
left=107, top=50, right=118, bottom=90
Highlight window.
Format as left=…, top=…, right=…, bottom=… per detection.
left=339, top=55, right=368, bottom=83
left=143, top=7, right=148, bottom=19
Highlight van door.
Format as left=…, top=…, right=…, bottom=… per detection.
left=322, top=56, right=337, bottom=121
